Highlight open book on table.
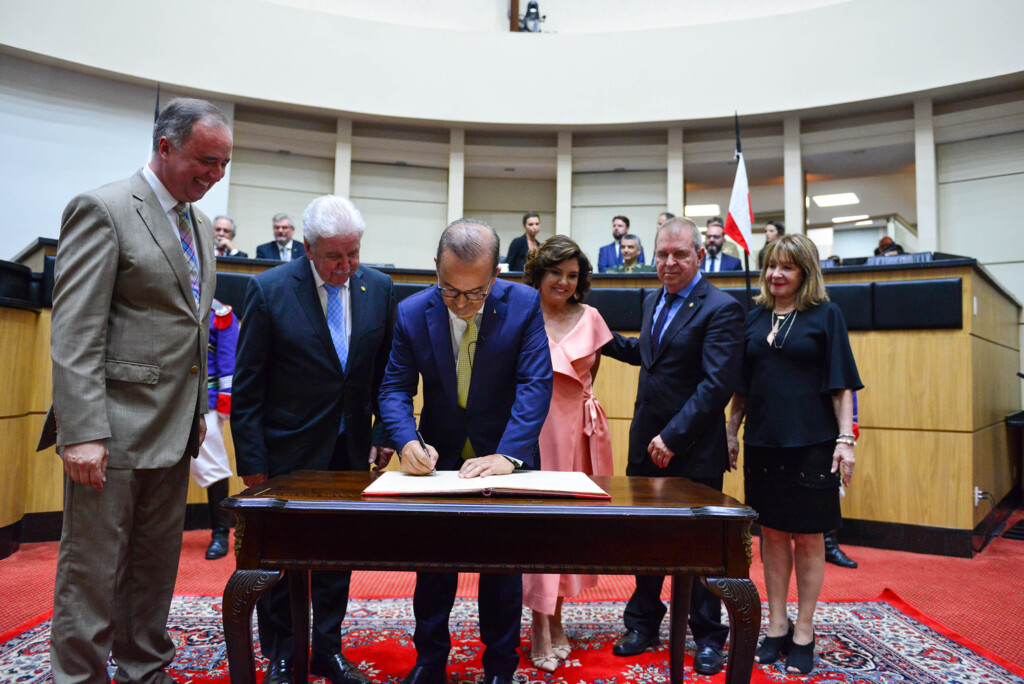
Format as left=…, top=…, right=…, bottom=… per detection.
left=361, top=470, right=610, bottom=499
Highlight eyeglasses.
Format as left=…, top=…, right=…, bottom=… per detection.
left=437, top=280, right=492, bottom=302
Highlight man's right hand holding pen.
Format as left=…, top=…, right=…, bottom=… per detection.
left=400, top=430, right=438, bottom=475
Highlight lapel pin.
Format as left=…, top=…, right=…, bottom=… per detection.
left=361, top=285, right=366, bottom=292
left=689, top=302, right=694, bottom=307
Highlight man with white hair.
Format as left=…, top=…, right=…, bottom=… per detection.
left=232, top=194, right=397, bottom=684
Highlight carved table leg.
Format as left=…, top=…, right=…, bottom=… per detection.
left=224, top=569, right=282, bottom=684
left=290, top=570, right=311, bottom=684
left=669, top=573, right=693, bottom=684
left=702, top=578, right=760, bottom=684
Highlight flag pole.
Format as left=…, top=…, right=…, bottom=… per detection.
left=154, top=84, right=161, bottom=123
left=735, top=112, right=752, bottom=313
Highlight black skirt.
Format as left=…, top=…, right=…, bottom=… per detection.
left=744, top=440, right=842, bottom=534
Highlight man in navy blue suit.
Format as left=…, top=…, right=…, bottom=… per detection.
left=379, top=218, right=553, bottom=684
left=255, top=213, right=305, bottom=261
left=603, top=216, right=744, bottom=676
left=700, top=217, right=743, bottom=272
left=232, top=195, right=396, bottom=684
left=597, top=214, right=646, bottom=272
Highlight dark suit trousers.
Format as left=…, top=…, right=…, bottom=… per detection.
left=412, top=572, right=522, bottom=677
left=623, top=461, right=730, bottom=650
left=256, top=436, right=354, bottom=664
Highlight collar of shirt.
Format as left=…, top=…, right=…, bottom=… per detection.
left=652, top=270, right=702, bottom=341
left=142, top=164, right=182, bottom=232
left=310, top=262, right=352, bottom=342
left=447, top=306, right=482, bottom=363
left=279, top=240, right=294, bottom=253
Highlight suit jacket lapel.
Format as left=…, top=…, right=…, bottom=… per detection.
left=293, top=262, right=344, bottom=375
left=639, top=288, right=659, bottom=368
left=131, top=172, right=199, bottom=322
left=426, top=289, right=458, bottom=406
left=652, top=278, right=707, bottom=365
left=347, top=269, right=366, bottom=370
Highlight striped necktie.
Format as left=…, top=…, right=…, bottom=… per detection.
left=457, top=316, right=478, bottom=459
left=173, top=203, right=201, bottom=307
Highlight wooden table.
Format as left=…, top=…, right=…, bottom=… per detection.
left=222, top=471, right=760, bottom=684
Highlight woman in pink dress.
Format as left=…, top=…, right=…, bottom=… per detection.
left=522, top=236, right=614, bottom=672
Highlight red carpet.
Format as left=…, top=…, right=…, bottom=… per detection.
left=3, top=524, right=1024, bottom=675
left=3, top=592, right=1023, bottom=683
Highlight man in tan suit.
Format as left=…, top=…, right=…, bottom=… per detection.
left=39, top=98, right=232, bottom=683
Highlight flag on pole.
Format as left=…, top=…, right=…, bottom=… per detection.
left=724, top=151, right=754, bottom=255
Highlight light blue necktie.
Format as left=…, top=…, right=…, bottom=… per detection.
left=324, top=284, right=348, bottom=372
left=324, top=283, right=348, bottom=435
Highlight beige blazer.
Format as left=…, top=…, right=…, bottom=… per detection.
left=38, top=169, right=217, bottom=469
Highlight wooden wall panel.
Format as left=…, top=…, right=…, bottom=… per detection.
left=28, top=311, right=52, bottom=413
left=971, top=337, right=1022, bottom=431
left=0, top=308, right=43, bottom=418
left=849, top=332, right=971, bottom=432
left=969, top=274, right=1021, bottom=350
left=24, top=413, right=63, bottom=515
left=0, top=416, right=31, bottom=527
left=971, top=423, right=1020, bottom=527
left=593, top=355, right=640, bottom=421
left=607, top=417, right=631, bottom=476
left=840, top=427, right=972, bottom=529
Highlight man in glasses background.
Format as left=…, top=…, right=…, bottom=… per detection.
left=379, top=217, right=553, bottom=684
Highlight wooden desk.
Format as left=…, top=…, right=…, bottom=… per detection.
left=222, top=471, right=760, bottom=684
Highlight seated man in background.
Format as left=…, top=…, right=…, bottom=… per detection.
left=213, top=215, right=247, bottom=257
left=874, top=236, right=905, bottom=256
left=255, top=213, right=304, bottom=261
left=379, top=218, right=553, bottom=684
left=701, top=217, right=743, bottom=272
left=608, top=234, right=655, bottom=273
left=597, top=215, right=646, bottom=272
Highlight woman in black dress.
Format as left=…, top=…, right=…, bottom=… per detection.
left=506, top=211, right=542, bottom=271
left=726, top=234, right=862, bottom=675
left=756, top=220, right=784, bottom=269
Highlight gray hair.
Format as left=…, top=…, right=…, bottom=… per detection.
left=656, top=217, right=703, bottom=254
left=301, top=195, right=365, bottom=247
left=272, top=213, right=294, bottom=226
left=621, top=233, right=642, bottom=248
left=436, top=218, right=500, bottom=270
left=151, top=97, right=230, bottom=153
left=214, top=215, right=236, bottom=237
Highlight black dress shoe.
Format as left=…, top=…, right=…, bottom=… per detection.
left=481, top=675, right=513, bottom=684
left=205, top=529, right=229, bottom=560
left=400, top=664, right=447, bottom=684
left=264, top=659, right=292, bottom=684
left=612, top=629, right=660, bottom=656
left=693, top=645, right=724, bottom=675
left=824, top=540, right=858, bottom=568
left=311, top=652, right=371, bottom=684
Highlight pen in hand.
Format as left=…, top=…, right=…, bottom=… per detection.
left=415, top=429, right=436, bottom=475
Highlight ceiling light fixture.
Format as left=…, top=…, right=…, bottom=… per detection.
left=832, top=214, right=869, bottom=224
left=854, top=219, right=874, bottom=226
left=812, top=192, right=860, bottom=207
left=684, top=204, right=721, bottom=216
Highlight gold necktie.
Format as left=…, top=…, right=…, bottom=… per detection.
left=457, top=316, right=478, bottom=459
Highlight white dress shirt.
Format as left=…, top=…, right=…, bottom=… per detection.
left=310, top=262, right=352, bottom=350
left=142, top=164, right=202, bottom=280
left=447, top=307, right=482, bottom=371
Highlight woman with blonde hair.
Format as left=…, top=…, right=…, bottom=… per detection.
left=726, top=234, right=862, bottom=675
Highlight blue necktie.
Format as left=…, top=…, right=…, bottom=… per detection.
left=651, top=292, right=680, bottom=356
left=324, top=283, right=347, bottom=434
left=324, top=284, right=348, bottom=372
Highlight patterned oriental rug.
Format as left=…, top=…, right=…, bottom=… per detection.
left=2, top=590, right=1022, bottom=683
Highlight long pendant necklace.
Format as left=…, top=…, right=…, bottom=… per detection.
left=767, top=309, right=797, bottom=348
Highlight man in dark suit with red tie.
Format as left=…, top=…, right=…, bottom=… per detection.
left=602, top=216, right=745, bottom=676
left=232, top=195, right=396, bottom=684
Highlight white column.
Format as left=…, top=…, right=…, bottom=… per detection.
left=447, top=128, right=465, bottom=225
left=667, top=127, right=684, bottom=216
left=333, top=118, right=352, bottom=197
left=914, top=98, right=939, bottom=252
left=783, top=115, right=805, bottom=233
left=556, top=131, right=572, bottom=236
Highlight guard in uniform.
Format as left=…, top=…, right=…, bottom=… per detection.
left=190, top=298, right=239, bottom=559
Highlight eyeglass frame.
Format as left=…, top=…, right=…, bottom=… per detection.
left=436, top=276, right=495, bottom=302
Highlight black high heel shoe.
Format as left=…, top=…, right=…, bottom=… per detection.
left=785, top=635, right=815, bottom=675
left=754, top=620, right=793, bottom=664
